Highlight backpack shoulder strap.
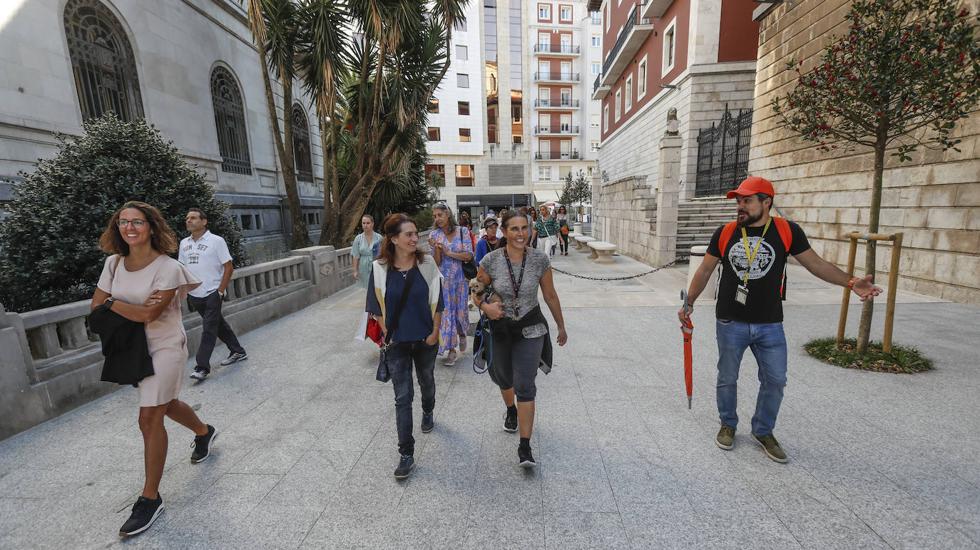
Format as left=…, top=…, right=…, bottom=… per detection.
left=718, top=222, right=739, bottom=257
left=773, top=217, right=793, bottom=253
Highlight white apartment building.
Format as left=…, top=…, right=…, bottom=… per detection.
left=426, top=0, right=533, bottom=219
left=526, top=0, right=600, bottom=205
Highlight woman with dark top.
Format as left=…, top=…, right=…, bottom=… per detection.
left=556, top=205, right=570, bottom=256
left=90, top=201, right=215, bottom=537
left=473, top=210, right=568, bottom=467
left=429, top=202, right=474, bottom=366
left=366, top=213, right=444, bottom=479
left=474, top=217, right=502, bottom=264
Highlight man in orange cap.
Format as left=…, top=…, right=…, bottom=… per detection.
left=678, top=176, right=881, bottom=463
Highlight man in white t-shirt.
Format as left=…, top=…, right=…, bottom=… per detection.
left=179, top=208, right=247, bottom=380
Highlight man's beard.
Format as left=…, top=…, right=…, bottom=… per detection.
left=738, top=210, right=762, bottom=227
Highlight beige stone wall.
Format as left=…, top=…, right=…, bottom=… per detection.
left=594, top=177, right=659, bottom=265
left=749, top=0, right=980, bottom=304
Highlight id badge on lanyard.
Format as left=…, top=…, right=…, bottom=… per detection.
left=736, top=219, right=771, bottom=306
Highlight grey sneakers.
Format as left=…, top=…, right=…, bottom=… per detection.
left=753, top=433, right=788, bottom=463
left=715, top=425, right=735, bottom=450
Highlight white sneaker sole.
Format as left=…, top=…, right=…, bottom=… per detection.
left=220, top=355, right=248, bottom=366
left=119, top=504, right=164, bottom=537
left=519, top=460, right=537, bottom=469
left=715, top=438, right=734, bottom=451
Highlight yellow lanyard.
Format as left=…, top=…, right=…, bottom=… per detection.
left=739, top=218, right=772, bottom=286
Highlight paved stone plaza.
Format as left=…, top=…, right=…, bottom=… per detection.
left=0, top=250, right=978, bottom=549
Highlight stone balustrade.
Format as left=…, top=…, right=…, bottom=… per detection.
left=0, top=244, right=357, bottom=440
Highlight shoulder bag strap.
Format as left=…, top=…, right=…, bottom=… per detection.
left=384, top=268, right=417, bottom=346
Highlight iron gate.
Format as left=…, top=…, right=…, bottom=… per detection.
left=695, top=106, right=752, bottom=197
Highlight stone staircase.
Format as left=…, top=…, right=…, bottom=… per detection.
left=676, top=197, right=733, bottom=261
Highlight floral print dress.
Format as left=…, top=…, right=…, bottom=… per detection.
left=431, top=226, right=473, bottom=355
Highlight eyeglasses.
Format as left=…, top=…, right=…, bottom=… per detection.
left=117, top=219, right=147, bottom=228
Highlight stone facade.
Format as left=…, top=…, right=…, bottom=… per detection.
left=597, top=64, right=757, bottom=198
left=0, top=0, right=327, bottom=263
left=595, top=176, right=657, bottom=262
left=749, top=0, right=980, bottom=304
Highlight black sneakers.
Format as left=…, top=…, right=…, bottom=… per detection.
left=190, top=367, right=209, bottom=381
left=421, top=411, right=434, bottom=433
left=119, top=494, right=164, bottom=537
left=518, top=444, right=536, bottom=468
left=191, top=425, right=217, bottom=463
left=394, top=455, right=415, bottom=479
left=220, top=351, right=248, bottom=366
left=503, top=406, right=518, bottom=433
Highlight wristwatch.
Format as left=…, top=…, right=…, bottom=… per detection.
left=104, top=297, right=116, bottom=309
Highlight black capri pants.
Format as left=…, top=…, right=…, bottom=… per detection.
left=489, top=324, right=545, bottom=403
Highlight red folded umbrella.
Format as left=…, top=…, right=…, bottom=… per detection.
left=680, top=291, right=694, bottom=409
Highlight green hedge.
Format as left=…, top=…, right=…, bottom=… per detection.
left=0, top=115, right=247, bottom=312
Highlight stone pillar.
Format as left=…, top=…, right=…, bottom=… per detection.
left=591, top=170, right=602, bottom=239
left=652, top=131, right=682, bottom=266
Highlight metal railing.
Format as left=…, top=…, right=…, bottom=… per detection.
left=602, top=4, right=652, bottom=76
left=533, top=125, right=581, bottom=135
left=533, top=72, right=581, bottom=82
left=533, top=44, right=581, bottom=54
left=533, top=98, right=581, bottom=108
left=535, top=151, right=581, bottom=160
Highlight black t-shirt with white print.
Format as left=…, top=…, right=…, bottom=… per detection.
left=706, top=220, right=811, bottom=323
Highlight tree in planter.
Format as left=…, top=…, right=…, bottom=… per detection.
left=771, top=0, right=979, bottom=353
left=559, top=170, right=593, bottom=221
left=0, top=115, right=247, bottom=312
left=244, top=0, right=311, bottom=249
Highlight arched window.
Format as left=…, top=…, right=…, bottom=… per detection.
left=64, top=0, right=143, bottom=122
left=291, top=104, right=313, bottom=182
left=210, top=66, right=252, bottom=175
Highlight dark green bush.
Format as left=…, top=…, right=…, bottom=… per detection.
left=0, top=115, right=247, bottom=312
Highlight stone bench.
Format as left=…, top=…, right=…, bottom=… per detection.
left=587, top=241, right=618, bottom=263
left=573, top=235, right=595, bottom=251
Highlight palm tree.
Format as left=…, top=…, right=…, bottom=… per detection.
left=297, top=0, right=468, bottom=245
left=244, top=0, right=311, bottom=248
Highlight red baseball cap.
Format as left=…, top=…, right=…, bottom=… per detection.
left=726, top=176, right=775, bottom=199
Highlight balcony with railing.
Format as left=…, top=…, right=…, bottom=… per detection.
left=533, top=72, right=581, bottom=83
left=532, top=43, right=581, bottom=56
left=592, top=73, right=610, bottom=100
left=533, top=98, right=581, bottom=109
left=533, top=125, right=581, bottom=136
left=600, top=4, right=654, bottom=87
left=534, top=151, right=581, bottom=160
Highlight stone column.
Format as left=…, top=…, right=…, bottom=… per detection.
left=652, top=118, right=682, bottom=266
left=591, top=170, right=602, bottom=239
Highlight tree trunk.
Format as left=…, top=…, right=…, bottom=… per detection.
left=318, top=116, right=337, bottom=246
left=278, top=77, right=310, bottom=249
left=256, top=48, right=309, bottom=249
left=856, top=142, right=886, bottom=353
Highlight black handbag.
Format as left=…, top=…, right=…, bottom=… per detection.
left=375, top=267, right=417, bottom=383
left=461, top=227, right=478, bottom=279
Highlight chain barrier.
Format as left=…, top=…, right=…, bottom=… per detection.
left=550, top=260, right=678, bottom=281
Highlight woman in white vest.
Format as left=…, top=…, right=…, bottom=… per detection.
left=365, top=213, right=444, bottom=479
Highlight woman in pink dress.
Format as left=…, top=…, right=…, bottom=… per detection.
left=91, top=201, right=216, bottom=537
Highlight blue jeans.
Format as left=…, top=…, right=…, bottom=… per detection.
left=388, top=341, right=438, bottom=456
left=715, top=320, right=788, bottom=436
